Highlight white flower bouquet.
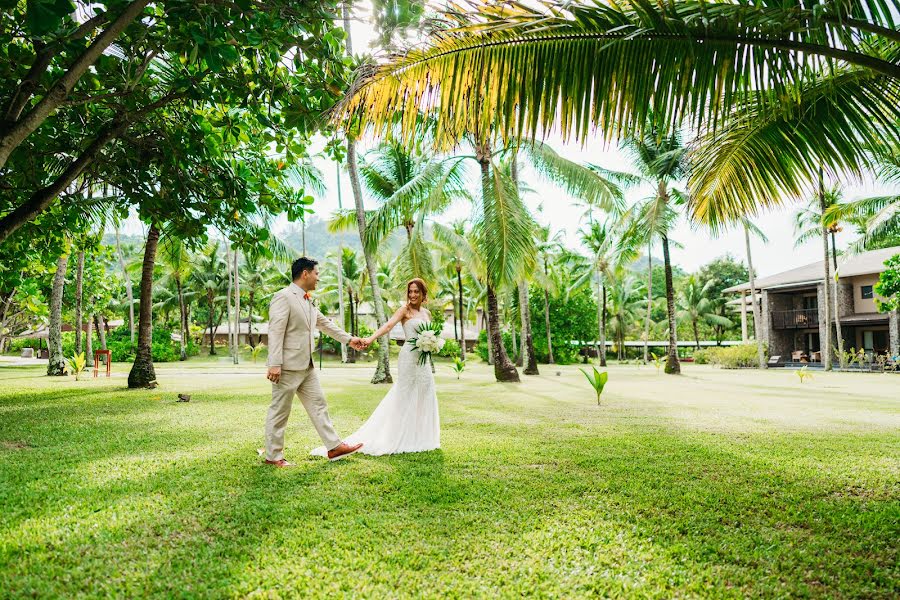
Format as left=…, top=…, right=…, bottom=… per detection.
left=407, top=321, right=446, bottom=366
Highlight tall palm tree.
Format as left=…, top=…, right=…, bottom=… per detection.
left=330, top=140, right=470, bottom=283
left=739, top=217, right=769, bottom=369
left=239, top=253, right=281, bottom=348
left=606, top=269, right=646, bottom=360
left=472, top=140, right=537, bottom=382
left=127, top=223, right=160, bottom=388
left=534, top=226, right=565, bottom=364
left=342, top=3, right=393, bottom=385
left=191, top=242, right=228, bottom=356
left=433, top=220, right=480, bottom=363
left=620, top=127, right=688, bottom=374
left=158, top=235, right=193, bottom=361
left=677, top=276, right=733, bottom=350
left=47, top=248, right=69, bottom=376
left=794, top=184, right=850, bottom=368
left=575, top=220, right=638, bottom=366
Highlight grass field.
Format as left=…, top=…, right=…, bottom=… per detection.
left=0, top=360, right=898, bottom=598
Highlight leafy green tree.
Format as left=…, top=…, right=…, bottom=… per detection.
left=874, top=255, right=900, bottom=312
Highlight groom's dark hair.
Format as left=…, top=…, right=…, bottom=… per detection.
left=291, top=257, right=318, bottom=281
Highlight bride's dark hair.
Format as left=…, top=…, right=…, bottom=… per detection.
left=406, top=278, right=427, bottom=302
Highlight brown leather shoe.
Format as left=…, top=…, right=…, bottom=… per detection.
left=327, top=442, right=363, bottom=461
left=264, top=458, right=295, bottom=467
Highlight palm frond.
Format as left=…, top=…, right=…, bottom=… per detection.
left=336, top=0, right=900, bottom=149
left=689, top=66, right=900, bottom=230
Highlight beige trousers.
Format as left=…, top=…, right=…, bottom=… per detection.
left=265, top=365, right=341, bottom=461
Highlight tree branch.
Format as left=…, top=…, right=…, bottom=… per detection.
left=0, top=0, right=153, bottom=170
left=0, top=88, right=188, bottom=244
left=2, top=12, right=111, bottom=127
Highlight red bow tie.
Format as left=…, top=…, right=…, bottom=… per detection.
left=303, top=292, right=311, bottom=300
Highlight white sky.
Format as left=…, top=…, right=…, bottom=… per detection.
left=300, top=10, right=900, bottom=279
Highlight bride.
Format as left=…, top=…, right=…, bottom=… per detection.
left=311, top=278, right=440, bottom=457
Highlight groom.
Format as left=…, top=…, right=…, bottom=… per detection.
left=264, top=257, right=367, bottom=466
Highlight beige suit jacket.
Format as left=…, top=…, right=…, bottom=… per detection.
left=266, top=283, right=352, bottom=370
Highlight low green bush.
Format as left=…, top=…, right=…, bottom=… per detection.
left=695, top=344, right=764, bottom=369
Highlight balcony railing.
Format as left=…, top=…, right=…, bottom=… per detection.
left=772, top=308, right=820, bottom=329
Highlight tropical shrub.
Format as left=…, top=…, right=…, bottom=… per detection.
left=528, top=285, right=598, bottom=365
left=698, top=344, right=762, bottom=369
left=438, top=338, right=460, bottom=359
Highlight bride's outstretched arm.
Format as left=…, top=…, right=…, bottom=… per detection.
left=365, top=306, right=406, bottom=345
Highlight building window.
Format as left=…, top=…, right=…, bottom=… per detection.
left=861, top=285, right=874, bottom=299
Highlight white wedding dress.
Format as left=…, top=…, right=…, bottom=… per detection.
left=311, top=318, right=440, bottom=457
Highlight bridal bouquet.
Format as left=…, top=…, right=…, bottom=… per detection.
left=407, top=321, right=446, bottom=365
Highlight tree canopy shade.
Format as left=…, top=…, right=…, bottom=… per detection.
left=0, top=0, right=350, bottom=243
left=335, top=0, right=900, bottom=227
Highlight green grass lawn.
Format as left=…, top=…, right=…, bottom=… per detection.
left=1, top=360, right=898, bottom=598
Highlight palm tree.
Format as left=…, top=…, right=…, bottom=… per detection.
left=606, top=269, right=646, bottom=360
left=342, top=3, right=393, bottom=385
left=620, top=127, right=688, bottom=374
left=740, top=218, right=768, bottom=369
left=677, top=276, right=733, bottom=350
left=330, top=140, right=470, bottom=284
left=337, top=0, right=899, bottom=232
left=575, top=221, right=634, bottom=366
left=472, top=140, right=537, bottom=381
left=534, top=226, right=565, bottom=364
left=191, top=242, right=228, bottom=356
left=433, top=220, right=480, bottom=363
left=825, top=146, right=900, bottom=252
left=47, top=248, right=69, bottom=376
left=239, top=253, right=281, bottom=348
left=794, top=184, right=849, bottom=368
left=158, top=235, right=193, bottom=361
left=127, top=223, right=160, bottom=388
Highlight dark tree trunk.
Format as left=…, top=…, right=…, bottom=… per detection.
left=75, top=250, right=84, bottom=353
left=457, top=267, right=466, bottom=362
left=693, top=320, right=701, bottom=350
left=343, top=5, right=391, bottom=384
left=128, top=223, right=159, bottom=388
left=487, top=285, right=519, bottom=382
left=47, top=252, right=69, bottom=376
left=85, top=313, right=94, bottom=367
left=519, top=282, right=539, bottom=375
left=600, top=283, right=608, bottom=366
left=661, top=234, right=681, bottom=374
left=247, top=291, right=255, bottom=348
left=207, top=291, right=217, bottom=355
left=95, top=314, right=107, bottom=349
left=543, top=258, right=554, bottom=364
left=176, top=276, right=187, bottom=361
left=347, top=288, right=356, bottom=363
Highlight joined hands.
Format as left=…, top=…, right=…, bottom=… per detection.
left=349, top=337, right=371, bottom=351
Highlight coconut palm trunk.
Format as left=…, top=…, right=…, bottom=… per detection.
left=817, top=180, right=834, bottom=370
left=743, top=224, right=766, bottom=368
left=206, top=289, right=217, bottom=356
left=95, top=314, right=107, bottom=350
left=233, top=248, right=240, bottom=365
left=47, top=252, right=69, bottom=376
left=543, top=258, right=554, bottom=364
left=176, top=276, right=187, bottom=361
left=75, top=249, right=84, bottom=353
left=115, top=226, right=135, bottom=344
left=128, top=223, right=160, bottom=388
left=829, top=229, right=846, bottom=368
left=343, top=3, right=391, bottom=384
left=644, top=248, right=652, bottom=363
left=486, top=285, right=519, bottom=381
left=597, top=276, right=607, bottom=366
left=661, top=233, right=680, bottom=374
left=85, top=313, right=94, bottom=367
left=457, top=268, right=466, bottom=362
left=519, top=282, right=539, bottom=374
